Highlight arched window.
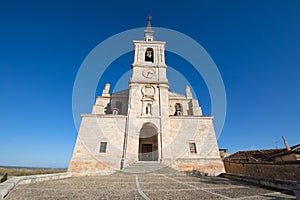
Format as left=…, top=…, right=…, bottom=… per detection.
left=174, top=103, right=182, bottom=116
left=145, top=48, right=154, bottom=63
left=146, top=103, right=152, bottom=115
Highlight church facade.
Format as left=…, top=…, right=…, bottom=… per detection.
left=68, top=20, right=225, bottom=176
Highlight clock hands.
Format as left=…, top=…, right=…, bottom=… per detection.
left=143, top=69, right=154, bottom=78
left=147, top=70, right=153, bottom=77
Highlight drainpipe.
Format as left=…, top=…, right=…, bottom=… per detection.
left=157, top=85, right=163, bottom=162
left=120, top=114, right=129, bottom=169
left=120, top=90, right=132, bottom=169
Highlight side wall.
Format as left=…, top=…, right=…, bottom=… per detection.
left=163, top=117, right=225, bottom=175
left=224, top=160, right=300, bottom=181
left=68, top=115, right=126, bottom=175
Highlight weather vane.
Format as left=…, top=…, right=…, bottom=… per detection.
left=147, top=14, right=152, bottom=22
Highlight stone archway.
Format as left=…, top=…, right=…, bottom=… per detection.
left=138, top=123, right=158, bottom=161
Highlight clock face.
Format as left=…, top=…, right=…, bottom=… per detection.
left=142, top=69, right=155, bottom=79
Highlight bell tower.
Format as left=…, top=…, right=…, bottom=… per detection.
left=130, top=16, right=168, bottom=85
left=124, top=17, right=170, bottom=164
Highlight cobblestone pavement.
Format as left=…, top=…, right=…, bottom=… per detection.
left=6, top=174, right=296, bottom=200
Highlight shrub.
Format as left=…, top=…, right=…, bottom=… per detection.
left=0, top=173, right=8, bottom=183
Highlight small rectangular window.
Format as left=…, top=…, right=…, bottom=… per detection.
left=189, top=143, right=197, bottom=154
left=99, top=142, right=107, bottom=153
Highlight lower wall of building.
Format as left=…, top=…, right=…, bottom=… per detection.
left=68, top=158, right=225, bottom=176
left=223, top=160, right=300, bottom=181
left=171, top=158, right=225, bottom=176
left=68, top=116, right=126, bottom=176
left=68, top=115, right=225, bottom=176
left=68, top=159, right=117, bottom=176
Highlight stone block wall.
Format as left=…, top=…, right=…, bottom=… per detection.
left=165, top=117, right=221, bottom=160
left=163, top=116, right=225, bottom=175
left=172, top=158, right=225, bottom=176
left=224, top=160, right=300, bottom=181
left=68, top=115, right=126, bottom=175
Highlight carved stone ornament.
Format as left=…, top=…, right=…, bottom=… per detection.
left=141, top=85, right=155, bottom=98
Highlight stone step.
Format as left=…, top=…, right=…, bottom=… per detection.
left=118, top=162, right=185, bottom=175
left=128, top=162, right=165, bottom=166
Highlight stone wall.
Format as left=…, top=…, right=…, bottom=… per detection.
left=223, top=160, right=300, bottom=181
left=172, top=158, right=225, bottom=176
left=68, top=115, right=126, bottom=175
left=163, top=116, right=225, bottom=175
left=165, top=117, right=221, bottom=160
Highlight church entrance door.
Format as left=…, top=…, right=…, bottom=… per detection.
left=141, top=144, right=153, bottom=161
left=138, top=123, right=158, bottom=161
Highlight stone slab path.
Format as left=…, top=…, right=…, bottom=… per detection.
left=6, top=174, right=296, bottom=199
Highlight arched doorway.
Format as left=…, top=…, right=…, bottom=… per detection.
left=138, top=123, right=158, bottom=161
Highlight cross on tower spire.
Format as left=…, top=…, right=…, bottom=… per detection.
left=144, top=15, right=154, bottom=41
left=147, top=15, right=152, bottom=30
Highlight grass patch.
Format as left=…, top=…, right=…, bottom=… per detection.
left=0, top=167, right=66, bottom=177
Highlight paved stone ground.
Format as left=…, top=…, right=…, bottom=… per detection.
left=6, top=174, right=296, bottom=200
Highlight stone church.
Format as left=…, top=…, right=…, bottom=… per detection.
left=68, top=19, right=225, bottom=175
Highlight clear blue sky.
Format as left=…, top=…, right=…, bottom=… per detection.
left=0, top=0, right=299, bottom=168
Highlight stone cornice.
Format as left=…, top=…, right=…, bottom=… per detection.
left=169, top=116, right=214, bottom=120
left=81, top=114, right=213, bottom=119
left=133, top=40, right=166, bottom=45
left=136, top=116, right=161, bottom=119
left=131, top=64, right=167, bottom=68
left=81, top=114, right=127, bottom=118
left=128, top=81, right=169, bottom=86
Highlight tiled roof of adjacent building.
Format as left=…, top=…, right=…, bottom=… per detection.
left=224, top=144, right=300, bottom=162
